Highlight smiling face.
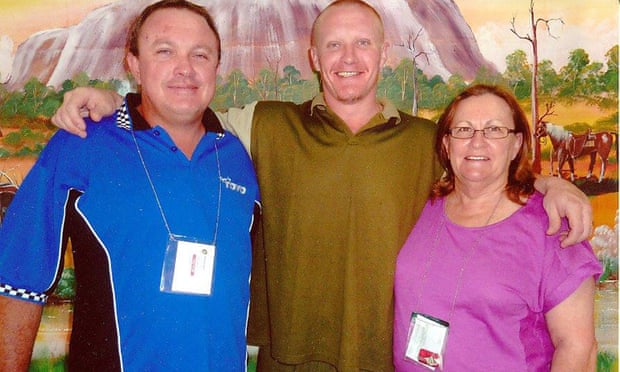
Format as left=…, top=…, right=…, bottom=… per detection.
left=309, top=2, right=388, bottom=108
left=126, top=7, right=219, bottom=127
left=442, top=93, right=523, bottom=192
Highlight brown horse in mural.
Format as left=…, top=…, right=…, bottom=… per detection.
left=535, top=121, right=617, bottom=183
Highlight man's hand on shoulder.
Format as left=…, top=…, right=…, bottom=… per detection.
left=536, top=175, right=593, bottom=247
left=51, top=87, right=123, bottom=138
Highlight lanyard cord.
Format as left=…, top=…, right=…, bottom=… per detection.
left=131, top=129, right=223, bottom=245
left=413, top=195, right=502, bottom=321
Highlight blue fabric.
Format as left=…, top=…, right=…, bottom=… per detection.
left=0, top=97, right=259, bottom=371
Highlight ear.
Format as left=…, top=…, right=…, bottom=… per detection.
left=442, top=134, right=450, bottom=159
left=309, top=47, right=320, bottom=72
left=511, top=132, right=523, bottom=160
left=126, top=53, right=141, bottom=85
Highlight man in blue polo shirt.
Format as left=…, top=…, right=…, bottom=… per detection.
left=0, top=1, right=259, bottom=370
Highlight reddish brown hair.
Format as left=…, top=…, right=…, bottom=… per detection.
left=432, top=84, right=536, bottom=204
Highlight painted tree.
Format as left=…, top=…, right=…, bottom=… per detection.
left=280, top=65, right=302, bottom=102
left=559, top=48, right=591, bottom=96
left=379, top=66, right=395, bottom=100
left=537, top=60, right=561, bottom=95
left=510, top=0, right=563, bottom=173
left=265, top=25, right=282, bottom=100
left=220, top=70, right=257, bottom=108
left=254, top=68, right=277, bottom=100
left=602, top=45, right=618, bottom=95
left=0, top=81, right=8, bottom=109
left=393, top=59, right=412, bottom=103
left=396, top=29, right=429, bottom=116
left=282, top=65, right=301, bottom=87
left=503, top=49, right=532, bottom=99
left=503, top=50, right=532, bottom=99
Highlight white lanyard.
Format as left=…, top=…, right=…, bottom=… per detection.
left=413, top=195, right=502, bottom=321
left=131, top=129, right=223, bottom=245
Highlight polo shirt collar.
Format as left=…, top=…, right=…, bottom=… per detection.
left=309, top=94, right=402, bottom=125
left=116, top=92, right=224, bottom=133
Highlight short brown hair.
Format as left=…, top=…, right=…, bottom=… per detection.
left=126, top=0, right=221, bottom=62
left=432, top=84, right=536, bottom=204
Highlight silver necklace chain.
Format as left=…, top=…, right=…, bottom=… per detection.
left=413, top=194, right=503, bottom=321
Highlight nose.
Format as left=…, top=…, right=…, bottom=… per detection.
left=472, top=130, right=487, bottom=138
left=342, top=44, right=357, bottom=64
left=469, top=130, right=487, bottom=147
left=174, top=54, right=194, bottom=77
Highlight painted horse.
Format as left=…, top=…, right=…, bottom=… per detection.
left=535, top=121, right=617, bottom=183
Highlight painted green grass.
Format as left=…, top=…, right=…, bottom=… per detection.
left=28, top=356, right=66, bottom=372
left=598, top=351, right=619, bottom=372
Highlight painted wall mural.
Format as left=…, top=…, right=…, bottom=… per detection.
left=0, top=0, right=617, bottom=371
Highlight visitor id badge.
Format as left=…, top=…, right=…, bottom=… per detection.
left=404, top=312, right=449, bottom=370
left=160, top=236, right=215, bottom=296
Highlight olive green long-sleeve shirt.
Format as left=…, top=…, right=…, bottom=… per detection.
left=221, top=96, right=442, bottom=371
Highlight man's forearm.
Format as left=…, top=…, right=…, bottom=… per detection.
left=0, top=295, right=43, bottom=371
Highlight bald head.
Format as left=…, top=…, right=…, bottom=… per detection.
left=311, top=0, right=385, bottom=47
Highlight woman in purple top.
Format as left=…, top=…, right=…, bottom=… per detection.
left=393, top=84, right=601, bottom=372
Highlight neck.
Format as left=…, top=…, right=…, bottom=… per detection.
left=324, top=95, right=383, bottom=134
left=164, top=124, right=205, bottom=159
left=445, top=189, right=506, bottom=227
left=138, top=105, right=205, bottom=159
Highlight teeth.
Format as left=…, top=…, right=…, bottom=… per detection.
left=337, top=72, right=358, bottom=77
left=466, top=156, right=487, bottom=160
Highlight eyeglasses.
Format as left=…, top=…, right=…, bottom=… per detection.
left=447, top=126, right=517, bottom=139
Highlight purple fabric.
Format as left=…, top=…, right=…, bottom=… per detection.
left=393, top=192, right=601, bottom=371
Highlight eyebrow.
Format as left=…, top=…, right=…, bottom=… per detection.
left=148, top=38, right=216, bottom=52
left=453, top=119, right=509, bottom=126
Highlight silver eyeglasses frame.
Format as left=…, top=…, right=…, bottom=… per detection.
left=447, top=126, right=517, bottom=139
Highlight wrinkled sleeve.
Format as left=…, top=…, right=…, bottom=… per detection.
left=0, top=131, right=88, bottom=304
left=541, top=233, right=602, bottom=313
left=216, top=101, right=258, bottom=156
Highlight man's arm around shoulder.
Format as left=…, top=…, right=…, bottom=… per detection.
left=217, top=101, right=259, bottom=155
left=534, top=175, right=593, bottom=247
left=0, top=295, right=43, bottom=371
left=51, top=87, right=123, bottom=138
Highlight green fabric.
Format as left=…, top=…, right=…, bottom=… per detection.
left=248, top=97, right=443, bottom=372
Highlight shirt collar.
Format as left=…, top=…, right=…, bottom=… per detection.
left=309, top=94, right=402, bottom=125
left=116, top=93, right=224, bottom=133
